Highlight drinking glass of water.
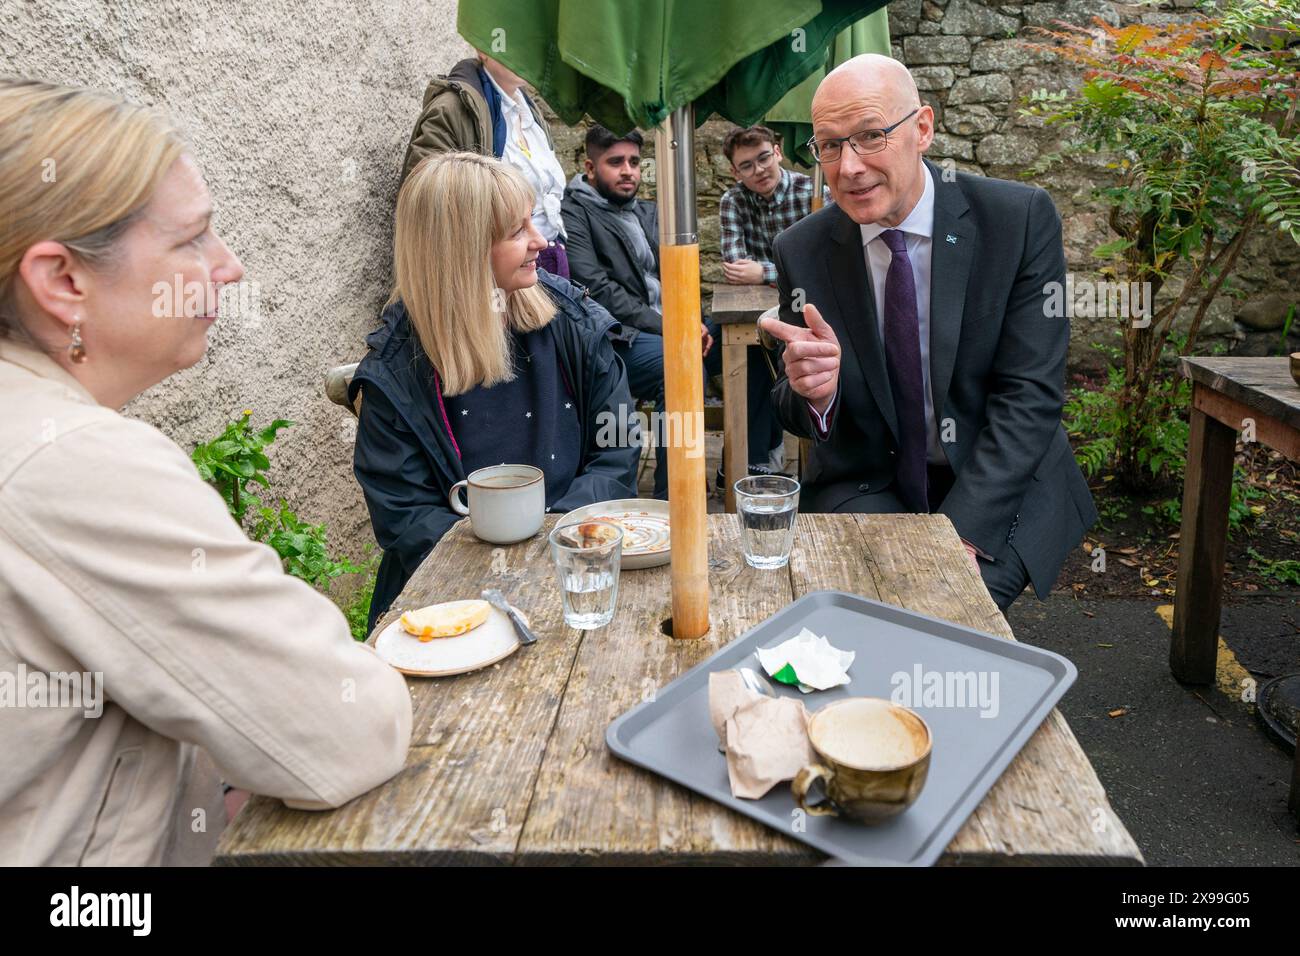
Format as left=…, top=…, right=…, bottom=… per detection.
left=549, top=520, right=624, bottom=629
left=734, top=475, right=800, bottom=569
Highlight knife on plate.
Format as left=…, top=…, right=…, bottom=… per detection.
left=481, top=588, right=537, bottom=645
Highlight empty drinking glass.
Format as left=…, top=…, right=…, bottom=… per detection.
left=550, top=520, right=624, bottom=629
left=734, top=475, right=800, bottom=569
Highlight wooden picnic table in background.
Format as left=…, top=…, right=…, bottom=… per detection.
left=216, top=513, right=1143, bottom=865
left=709, top=282, right=780, bottom=512
left=1172, top=356, right=1300, bottom=822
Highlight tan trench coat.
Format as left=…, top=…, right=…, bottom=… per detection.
left=0, top=341, right=412, bottom=865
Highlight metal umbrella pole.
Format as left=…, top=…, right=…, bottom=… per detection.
left=655, top=104, right=709, bottom=640
left=811, top=45, right=831, bottom=213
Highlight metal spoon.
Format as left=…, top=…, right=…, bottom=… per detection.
left=739, top=666, right=776, bottom=698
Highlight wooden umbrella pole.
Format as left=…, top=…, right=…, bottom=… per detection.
left=655, top=106, right=709, bottom=640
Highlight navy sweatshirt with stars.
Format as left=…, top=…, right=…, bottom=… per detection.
left=442, top=325, right=582, bottom=506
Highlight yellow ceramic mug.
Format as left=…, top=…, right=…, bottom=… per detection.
left=792, top=697, right=932, bottom=824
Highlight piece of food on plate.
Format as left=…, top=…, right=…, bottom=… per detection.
left=400, top=599, right=491, bottom=642
left=574, top=521, right=621, bottom=546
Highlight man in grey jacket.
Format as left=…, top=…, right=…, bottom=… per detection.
left=563, top=126, right=783, bottom=498
left=563, top=127, right=706, bottom=498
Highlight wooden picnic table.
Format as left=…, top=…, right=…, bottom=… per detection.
left=710, top=282, right=780, bottom=513
left=1172, top=356, right=1300, bottom=821
left=215, top=512, right=1142, bottom=865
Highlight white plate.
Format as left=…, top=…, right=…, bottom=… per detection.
left=556, top=498, right=670, bottom=570
left=372, top=605, right=528, bottom=677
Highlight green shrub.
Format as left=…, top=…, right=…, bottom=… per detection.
left=250, top=501, right=362, bottom=590
left=1024, top=0, right=1300, bottom=491
left=1066, top=362, right=1190, bottom=488
left=193, top=410, right=375, bottom=639
left=1065, top=339, right=1262, bottom=534
left=342, top=548, right=382, bottom=642
left=1247, top=548, right=1300, bottom=586
left=191, top=409, right=291, bottom=524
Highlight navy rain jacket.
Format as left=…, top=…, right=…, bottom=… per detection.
left=349, top=271, right=640, bottom=632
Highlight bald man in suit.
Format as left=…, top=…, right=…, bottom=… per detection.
left=762, top=55, right=1096, bottom=611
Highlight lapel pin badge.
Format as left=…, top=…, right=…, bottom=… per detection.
left=946, top=234, right=957, bottom=244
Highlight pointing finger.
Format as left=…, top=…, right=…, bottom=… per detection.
left=759, top=314, right=810, bottom=344
left=801, top=302, right=837, bottom=343
left=784, top=339, right=840, bottom=361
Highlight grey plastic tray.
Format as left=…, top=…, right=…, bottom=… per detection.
left=606, top=590, right=1077, bottom=866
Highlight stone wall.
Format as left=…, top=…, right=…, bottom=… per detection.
left=546, top=0, right=1299, bottom=371
left=888, top=0, right=1300, bottom=368
left=2, top=0, right=470, bottom=561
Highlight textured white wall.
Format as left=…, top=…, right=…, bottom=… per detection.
left=2, top=0, right=470, bottom=560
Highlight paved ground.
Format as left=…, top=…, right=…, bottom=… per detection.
left=1008, top=594, right=1300, bottom=866
left=648, top=429, right=1300, bottom=865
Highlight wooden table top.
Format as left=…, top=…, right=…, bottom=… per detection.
left=709, top=282, right=778, bottom=324
left=1181, top=356, right=1300, bottom=433
left=215, top=513, right=1142, bottom=866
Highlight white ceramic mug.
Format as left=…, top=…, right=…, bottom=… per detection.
left=448, top=464, right=545, bottom=544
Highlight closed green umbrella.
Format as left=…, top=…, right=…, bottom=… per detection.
left=459, top=1, right=888, bottom=133
left=458, top=0, right=890, bottom=639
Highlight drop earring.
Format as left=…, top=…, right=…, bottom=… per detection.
left=68, top=320, right=87, bottom=364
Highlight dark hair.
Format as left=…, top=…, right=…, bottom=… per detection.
left=722, top=125, right=779, bottom=163
left=585, top=125, right=644, bottom=161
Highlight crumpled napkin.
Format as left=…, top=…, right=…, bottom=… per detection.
left=708, top=671, right=816, bottom=799
left=756, top=628, right=855, bottom=693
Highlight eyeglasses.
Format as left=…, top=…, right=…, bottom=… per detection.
left=806, top=109, right=920, bottom=165
left=735, top=149, right=777, bottom=177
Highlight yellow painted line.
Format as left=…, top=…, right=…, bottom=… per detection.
left=1155, top=605, right=1254, bottom=704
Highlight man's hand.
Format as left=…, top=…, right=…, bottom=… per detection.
left=722, top=259, right=765, bottom=285
left=701, top=322, right=714, bottom=357
left=962, top=540, right=980, bottom=571
left=760, top=303, right=840, bottom=413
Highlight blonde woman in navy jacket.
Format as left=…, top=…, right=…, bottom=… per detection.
left=351, top=153, right=640, bottom=631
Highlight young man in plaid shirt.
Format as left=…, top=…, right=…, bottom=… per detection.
left=714, top=125, right=824, bottom=477
left=719, top=125, right=825, bottom=286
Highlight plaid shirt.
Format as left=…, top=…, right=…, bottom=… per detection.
left=719, top=167, right=823, bottom=284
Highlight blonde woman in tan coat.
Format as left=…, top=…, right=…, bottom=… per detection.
left=0, top=79, right=412, bottom=865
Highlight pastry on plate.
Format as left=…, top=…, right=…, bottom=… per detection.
left=399, top=599, right=491, bottom=642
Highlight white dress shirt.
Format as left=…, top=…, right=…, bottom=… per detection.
left=859, top=162, right=946, bottom=464
left=486, top=72, right=567, bottom=242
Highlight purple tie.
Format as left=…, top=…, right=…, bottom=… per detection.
left=879, top=229, right=928, bottom=513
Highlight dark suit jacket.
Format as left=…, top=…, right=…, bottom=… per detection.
left=562, top=182, right=661, bottom=338
left=770, top=159, right=1097, bottom=599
